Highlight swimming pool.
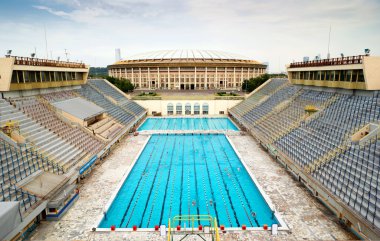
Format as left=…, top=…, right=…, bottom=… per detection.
left=137, top=117, right=239, bottom=131
left=98, top=134, right=278, bottom=229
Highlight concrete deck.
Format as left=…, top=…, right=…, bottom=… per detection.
left=29, top=133, right=357, bottom=241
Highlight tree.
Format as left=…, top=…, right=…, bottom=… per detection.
left=242, top=73, right=271, bottom=92
left=105, top=76, right=135, bottom=92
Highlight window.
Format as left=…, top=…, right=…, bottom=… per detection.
left=176, top=103, right=182, bottom=115
left=167, top=103, right=174, bottom=115
left=202, top=103, right=209, bottom=115
left=185, top=103, right=191, bottom=115
left=358, top=70, right=365, bottom=82
left=11, top=71, right=18, bottom=83
left=194, top=103, right=200, bottom=115
left=219, top=111, right=224, bottom=115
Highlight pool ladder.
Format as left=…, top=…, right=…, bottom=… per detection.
left=167, top=215, right=220, bottom=241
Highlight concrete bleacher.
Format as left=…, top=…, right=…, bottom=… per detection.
left=88, top=79, right=146, bottom=117
left=88, top=79, right=126, bottom=103
left=11, top=97, right=104, bottom=162
left=229, top=78, right=288, bottom=118
left=229, top=78, right=380, bottom=229
left=313, top=137, right=380, bottom=228
left=76, top=84, right=140, bottom=128
left=0, top=138, right=63, bottom=213
left=0, top=99, right=81, bottom=168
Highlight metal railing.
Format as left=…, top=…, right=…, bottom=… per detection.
left=13, top=56, right=86, bottom=68
left=289, top=55, right=364, bottom=68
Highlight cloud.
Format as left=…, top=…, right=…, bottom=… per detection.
left=2, top=0, right=380, bottom=71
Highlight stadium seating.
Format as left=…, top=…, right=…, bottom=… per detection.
left=0, top=99, right=82, bottom=168
left=88, top=79, right=146, bottom=116
left=229, top=79, right=380, bottom=228
left=88, top=79, right=127, bottom=103
left=313, top=137, right=380, bottom=228
left=0, top=138, right=62, bottom=213
left=11, top=97, right=104, bottom=159
left=76, top=84, right=137, bottom=127
left=229, top=78, right=288, bottom=118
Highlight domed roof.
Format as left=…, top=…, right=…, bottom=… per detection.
left=125, top=49, right=252, bottom=61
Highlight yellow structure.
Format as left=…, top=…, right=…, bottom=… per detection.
left=0, top=56, right=89, bottom=92
left=287, top=55, right=380, bottom=90
left=108, top=50, right=266, bottom=90
left=1, top=120, right=25, bottom=143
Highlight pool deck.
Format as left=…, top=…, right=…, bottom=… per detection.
left=29, top=133, right=357, bottom=241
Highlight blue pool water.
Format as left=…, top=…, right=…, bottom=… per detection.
left=99, top=134, right=278, bottom=228
left=138, top=117, right=239, bottom=131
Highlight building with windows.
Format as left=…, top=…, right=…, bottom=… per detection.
left=287, top=55, right=380, bottom=90
left=108, top=49, right=267, bottom=90
left=0, top=56, right=89, bottom=93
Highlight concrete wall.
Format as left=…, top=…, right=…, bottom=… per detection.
left=135, top=99, right=242, bottom=116
left=0, top=58, right=14, bottom=91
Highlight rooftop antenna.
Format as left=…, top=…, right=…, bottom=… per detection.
left=327, top=25, right=331, bottom=59
left=44, top=25, right=48, bottom=59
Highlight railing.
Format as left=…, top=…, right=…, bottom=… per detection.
left=13, top=56, right=86, bottom=69
left=289, top=55, right=364, bottom=68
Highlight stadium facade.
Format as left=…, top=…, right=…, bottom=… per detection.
left=107, top=50, right=267, bottom=90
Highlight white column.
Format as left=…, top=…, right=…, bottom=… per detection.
left=132, top=68, right=134, bottom=86
left=205, top=67, right=208, bottom=90
left=248, top=67, right=250, bottom=79
left=139, top=67, right=142, bottom=88
left=241, top=67, right=243, bottom=87
left=224, top=68, right=227, bottom=89
left=168, top=67, right=170, bottom=89
left=194, top=67, right=197, bottom=90
left=158, top=67, right=161, bottom=89
left=215, top=67, right=218, bottom=89
left=119, top=68, right=122, bottom=79
left=178, top=67, right=181, bottom=90
left=233, top=67, right=236, bottom=88
left=148, top=67, right=151, bottom=89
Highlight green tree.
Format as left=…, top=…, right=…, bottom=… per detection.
left=105, top=76, right=135, bottom=93
left=242, top=73, right=271, bottom=92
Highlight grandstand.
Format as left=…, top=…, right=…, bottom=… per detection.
left=1, top=52, right=379, bottom=241
left=229, top=54, right=380, bottom=240
left=0, top=55, right=146, bottom=240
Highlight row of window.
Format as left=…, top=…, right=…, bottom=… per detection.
left=11, top=70, right=84, bottom=84
left=167, top=103, right=209, bottom=115
left=291, top=69, right=365, bottom=82
left=111, top=67, right=265, bottom=73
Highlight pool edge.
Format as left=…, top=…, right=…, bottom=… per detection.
left=225, top=134, right=289, bottom=231
left=93, top=135, right=152, bottom=230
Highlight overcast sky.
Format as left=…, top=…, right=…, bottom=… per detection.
left=0, top=0, right=379, bottom=72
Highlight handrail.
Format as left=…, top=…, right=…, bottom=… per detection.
left=289, top=55, right=364, bottom=68
left=12, top=56, right=86, bottom=68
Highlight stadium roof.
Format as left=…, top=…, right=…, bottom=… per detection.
left=125, top=50, right=252, bottom=61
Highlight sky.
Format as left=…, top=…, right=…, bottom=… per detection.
left=0, top=0, right=379, bottom=72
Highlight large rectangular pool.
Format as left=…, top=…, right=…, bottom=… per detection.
left=137, top=117, right=239, bottom=131
left=98, top=134, right=278, bottom=229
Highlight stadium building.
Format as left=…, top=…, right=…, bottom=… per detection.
left=0, top=52, right=379, bottom=241
left=107, top=50, right=267, bottom=90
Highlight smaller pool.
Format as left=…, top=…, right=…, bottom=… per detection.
left=138, top=117, right=239, bottom=131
